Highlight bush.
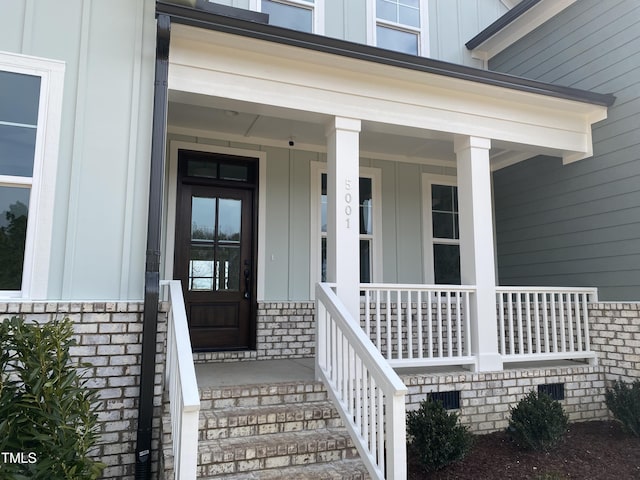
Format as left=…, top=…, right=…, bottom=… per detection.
left=508, top=390, right=568, bottom=451
left=605, top=379, right=640, bottom=437
left=406, top=397, right=473, bottom=472
left=0, top=317, right=105, bottom=479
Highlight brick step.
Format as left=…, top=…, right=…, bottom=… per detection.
left=199, top=458, right=370, bottom=479
left=197, top=428, right=359, bottom=477
left=198, top=380, right=329, bottom=411
left=199, top=400, right=343, bottom=440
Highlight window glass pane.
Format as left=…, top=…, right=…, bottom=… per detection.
left=216, top=245, right=240, bottom=290
left=321, top=236, right=326, bottom=282
left=218, top=198, right=242, bottom=242
left=0, top=124, right=36, bottom=177
left=432, top=212, right=454, bottom=239
left=399, top=4, right=420, bottom=27
left=431, top=184, right=453, bottom=212
left=262, top=0, right=313, bottom=32
left=376, top=25, right=418, bottom=55
left=0, top=71, right=40, bottom=126
left=191, top=197, right=216, bottom=241
left=360, top=239, right=371, bottom=283
left=321, top=173, right=327, bottom=233
left=376, top=0, right=396, bottom=23
left=189, top=246, right=214, bottom=291
left=219, top=163, right=248, bottom=181
left=187, top=159, right=217, bottom=179
left=433, top=244, right=460, bottom=285
left=360, top=177, right=373, bottom=235
left=0, top=186, right=30, bottom=290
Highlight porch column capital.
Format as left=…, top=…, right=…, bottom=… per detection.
left=325, top=116, right=361, bottom=136
left=454, top=135, right=491, bottom=153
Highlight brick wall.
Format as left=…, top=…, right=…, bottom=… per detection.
left=590, top=302, right=640, bottom=382
left=403, top=365, right=608, bottom=433
left=0, top=302, right=166, bottom=480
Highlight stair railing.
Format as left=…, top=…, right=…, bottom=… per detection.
left=315, top=282, right=408, bottom=480
left=161, top=280, right=200, bottom=480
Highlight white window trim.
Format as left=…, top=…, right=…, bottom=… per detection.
left=164, top=141, right=268, bottom=301
left=366, top=0, right=430, bottom=57
left=310, top=161, right=382, bottom=296
left=255, top=0, right=324, bottom=35
left=421, top=173, right=458, bottom=284
left=0, top=52, right=64, bottom=300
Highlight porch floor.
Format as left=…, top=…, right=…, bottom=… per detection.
left=194, top=357, right=591, bottom=389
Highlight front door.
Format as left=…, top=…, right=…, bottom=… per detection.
left=174, top=150, right=257, bottom=351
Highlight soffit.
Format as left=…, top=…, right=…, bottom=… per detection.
left=168, top=21, right=608, bottom=164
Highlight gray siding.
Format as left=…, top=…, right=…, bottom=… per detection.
left=491, top=0, right=640, bottom=300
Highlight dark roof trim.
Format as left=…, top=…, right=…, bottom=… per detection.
left=466, top=0, right=542, bottom=50
left=156, top=1, right=615, bottom=107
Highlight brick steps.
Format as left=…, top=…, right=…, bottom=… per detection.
left=162, top=379, right=370, bottom=479
left=200, top=458, right=369, bottom=479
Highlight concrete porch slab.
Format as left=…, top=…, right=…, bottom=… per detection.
left=195, top=357, right=316, bottom=388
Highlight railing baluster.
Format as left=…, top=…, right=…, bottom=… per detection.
left=464, top=292, right=471, bottom=357
left=517, top=293, right=524, bottom=354
left=498, top=292, right=505, bottom=355
left=446, top=291, right=452, bottom=358
left=540, top=293, right=551, bottom=353
left=386, top=290, right=392, bottom=360
left=365, top=289, right=371, bottom=338
left=582, top=293, right=591, bottom=351
left=534, top=293, right=541, bottom=354
left=567, top=293, right=575, bottom=352
left=407, top=290, right=413, bottom=359
left=427, top=290, right=433, bottom=358
left=375, top=290, right=381, bottom=351
left=455, top=291, right=461, bottom=357
left=574, top=293, right=582, bottom=351
left=377, top=387, right=385, bottom=474
left=508, top=293, right=515, bottom=355
left=437, top=290, right=443, bottom=357
left=525, top=293, right=532, bottom=354
left=417, top=291, right=423, bottom=359
left=550, top=293, right=558, bottom=353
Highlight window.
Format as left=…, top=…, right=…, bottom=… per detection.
left=311, top=163, right=381, bottom=291
left=260, top=0, right=321, bottom=33
left=422, top=175, right=460, bottom=285
left=369, top=0, right=428, bottom=55
left=0, top=52, right=64, bottom=299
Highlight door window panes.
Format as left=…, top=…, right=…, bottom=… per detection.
left=433, top=244, right=460, bottom=285
left=262, top=0, right=313, bottom=32
left=189, top=196, right=242, bottom=292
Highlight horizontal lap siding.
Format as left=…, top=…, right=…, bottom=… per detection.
left=491, top=0, right=640, bottom=301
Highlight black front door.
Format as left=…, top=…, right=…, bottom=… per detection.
left=174, top=150, right=257, bottom=351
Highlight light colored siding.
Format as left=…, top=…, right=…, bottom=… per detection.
left=325, top=0, right=367, bottom=43
left=491, top=0, right=640, bottom=300
left=0, top=0, right=156, bottom=300
left=429, top=0, right=508, bottom=67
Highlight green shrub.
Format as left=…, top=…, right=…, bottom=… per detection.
left=0, top=317, right=105, bottom=479
left=605, top=379, right=640, bottom=437
left=406, top=398, right=473, bottom=472
left=508, top=390, right=568, bottom=451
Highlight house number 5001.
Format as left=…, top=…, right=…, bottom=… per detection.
left=345, top=179, right=353, bottom=228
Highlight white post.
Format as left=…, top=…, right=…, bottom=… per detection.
left=326, top=116, right=361, bottom=320
left=455, top=136, right=503, bottom=372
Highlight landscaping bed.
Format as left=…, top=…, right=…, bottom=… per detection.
left=409, top=421, right=640, bottom=479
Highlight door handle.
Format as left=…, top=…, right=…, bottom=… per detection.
left=244, top=266, right=250, bottom=299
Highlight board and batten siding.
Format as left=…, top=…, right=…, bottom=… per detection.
left=490, top=0, right=640, bottom=301
left=0, top=0, right=156, bottom=300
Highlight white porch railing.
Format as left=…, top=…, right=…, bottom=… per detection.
left=316, top=283, right=408, bottom=480
left=496, top=287, right=598, bottom=364
left=360, top=284, right=476, bottom=368
left=161, top=280, right=200, bottom=480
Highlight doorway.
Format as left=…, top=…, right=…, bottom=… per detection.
left=173, top=150, right=258, bottom=351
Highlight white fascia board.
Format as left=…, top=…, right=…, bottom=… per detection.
left=169, top=23, right=606, bottom=162
left=471, top=0, right=578, bottom=61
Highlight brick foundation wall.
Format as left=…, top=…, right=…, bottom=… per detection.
left=403, top=365, right=608, bottom=433
left=590, top=302, right=640, bottom=381
left=0, top=302, right=166, bottom=480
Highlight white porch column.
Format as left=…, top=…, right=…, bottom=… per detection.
left=455, top=136, right=503, bottom=372
left=326, top=117, right=361, bottom=320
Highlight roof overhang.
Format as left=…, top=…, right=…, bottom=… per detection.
left=467, top=0, right=578, bottom=61
left=159, top=1, right=612, bottom=165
